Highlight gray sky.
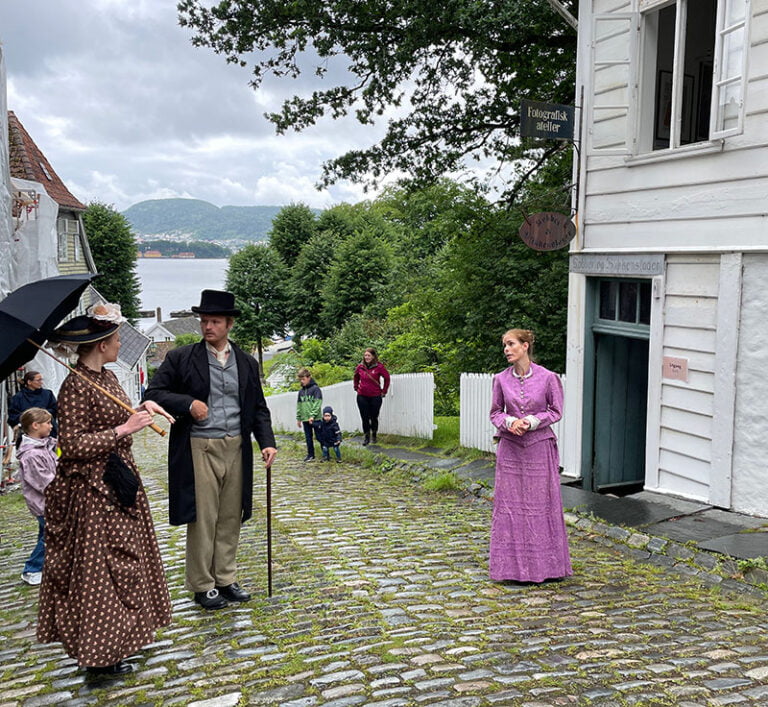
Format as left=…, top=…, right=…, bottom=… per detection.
left=1, top=0, right=384, bottom=211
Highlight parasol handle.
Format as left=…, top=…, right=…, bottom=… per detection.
left=27, top=340, right=166, bottom=437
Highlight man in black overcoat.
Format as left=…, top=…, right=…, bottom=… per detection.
left=144, top=290, right=277, bottom=609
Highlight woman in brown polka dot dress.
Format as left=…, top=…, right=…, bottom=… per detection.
left=37, top=305, right=174, bottom=676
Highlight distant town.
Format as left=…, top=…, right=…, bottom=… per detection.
left=137, top=250, right=197, bottom=259
left=135, top=238, right=233, bottom=259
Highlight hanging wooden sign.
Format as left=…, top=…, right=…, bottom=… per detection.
left=519, top=212, right=576, bottom=251
left=520, top=99, right=575, bottom=140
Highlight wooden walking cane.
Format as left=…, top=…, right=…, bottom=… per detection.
left=28, top=339, right=166, bottom=437
left=266, top=462, right=273, bottom=597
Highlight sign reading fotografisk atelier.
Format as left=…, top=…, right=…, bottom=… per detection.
left=520, top=99, right=575, bottom=140
left=519, top=212, right=576, bottom=251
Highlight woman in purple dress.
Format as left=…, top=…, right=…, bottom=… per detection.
left=488, top=329, right=572, bottom=583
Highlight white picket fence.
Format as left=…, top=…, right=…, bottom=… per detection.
left=459, top=373, right=568, bottom=461
left=266, top=373, right=435, bottom=439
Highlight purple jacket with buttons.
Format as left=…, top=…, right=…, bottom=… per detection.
left=489, top=363, right=563, bottom=448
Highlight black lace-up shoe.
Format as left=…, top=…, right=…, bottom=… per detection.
left=194, top=587, right=228, bottom=610
left=216, top=582, right=251, bottom=602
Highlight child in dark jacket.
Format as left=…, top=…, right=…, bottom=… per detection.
left=314, top=406, right=342, bottom=462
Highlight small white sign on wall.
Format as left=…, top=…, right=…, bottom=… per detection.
left=663, top=356, right=689, bottom=382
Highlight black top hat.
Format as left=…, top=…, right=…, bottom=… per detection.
left=48, top=315, right=120, bottom=345
left=191, top=290, right=240, bottom=316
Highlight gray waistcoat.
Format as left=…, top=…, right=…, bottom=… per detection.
left=190, top=349, right=241, bottom=438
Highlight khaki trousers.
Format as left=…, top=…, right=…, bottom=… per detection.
left=187, top=435, right=243, bottom=592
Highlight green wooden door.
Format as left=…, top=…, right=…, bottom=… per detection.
left=592, top=334, right=649, bottom=490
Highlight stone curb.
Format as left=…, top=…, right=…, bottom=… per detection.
left=365, top=445, right=768, bottom=597
left=278, top=435, right=768, bottom=596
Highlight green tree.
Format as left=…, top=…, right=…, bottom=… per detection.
left=225, top=245, right=290, bottom=366
left=178, top=0, right=577, bottom=201
left=320, top=229, right=394, bottom=332
left=268, top=203, right=317, bottom=267
left=174, top=333, right=200, bottom=347
left=288, top=230, right=341, bottom=339
left=82, top=202, right=142, bottom=322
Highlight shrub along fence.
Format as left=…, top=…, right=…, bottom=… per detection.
left=265, top=373, right=435, bottom=439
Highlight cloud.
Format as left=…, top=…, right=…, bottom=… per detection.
left=1, top=0, right=384, bottom=211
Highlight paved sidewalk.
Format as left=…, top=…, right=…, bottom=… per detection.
left=351, top=437, right=768, bottom=594
left=1, top=430, right=768, bottom=706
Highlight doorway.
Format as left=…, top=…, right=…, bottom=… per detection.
left=583, top=279, right=652, bottom=492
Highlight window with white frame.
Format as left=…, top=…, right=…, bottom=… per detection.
left=57, top=217, right=79, bottom=261
left=638, top=0, right=750, bottom=153
left=57, top=222, right=69, bottom=261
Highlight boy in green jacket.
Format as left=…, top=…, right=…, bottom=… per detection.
left=296, top=368, right=322, bottom=461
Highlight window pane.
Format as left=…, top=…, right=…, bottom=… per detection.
left=682, top=1, right=715, bottom=145
left=58, top=232, right=68, bottom=261
left=716, top=80, right=741, bottom=132
left=726, top=0, right=747, bottom=25
left=652, top=5, right=676, bottom=151
left=599, top=281, right=618, bottom=320
left=722, top=27, right=744, bottom=79
left=639, top=282, right=652, bottom=324
left=619, top=281, right=639, bottom=322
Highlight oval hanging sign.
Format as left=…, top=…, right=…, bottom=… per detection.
left=518, top=212, right=576, bottom=251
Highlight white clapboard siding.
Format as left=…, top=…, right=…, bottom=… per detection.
left=580, top=0, right=768, bottom=254
left=459, top=373, right=569, bottom=467
left=266, top=373, right=435, bottom=439
left=656, top=256, right=719, bottom=498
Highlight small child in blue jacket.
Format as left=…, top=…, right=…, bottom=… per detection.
left=314, top=406, right=342, bottom=462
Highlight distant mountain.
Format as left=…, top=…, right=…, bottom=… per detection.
left=123, top=199, right=284, bottom=242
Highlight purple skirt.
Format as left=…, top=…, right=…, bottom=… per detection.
left=489, top=436, right=572, bottom=582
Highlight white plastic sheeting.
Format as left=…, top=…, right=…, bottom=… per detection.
left=9, top=177, right=59, bottom=287
left=1, top=48, right=14, bottom=448
left=5, top=178, right=68, bottom=395
left=266, top=373, right=435, bottom=439
left=0, top=48, right=13, bottom=299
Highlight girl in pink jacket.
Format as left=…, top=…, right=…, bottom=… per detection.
left=17, top=407, right=58, bottom=586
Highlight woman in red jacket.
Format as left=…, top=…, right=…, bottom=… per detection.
left=353, top=348, right=390, bottom=445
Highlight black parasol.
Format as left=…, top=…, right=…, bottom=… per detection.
left=0, top=273, right=98, bottom=380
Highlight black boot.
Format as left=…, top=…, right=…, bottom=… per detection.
left=362, top=434, right=370, bottom=446
left=371, top=432, right=377, bottom=444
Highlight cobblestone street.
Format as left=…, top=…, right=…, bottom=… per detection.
left=2, top=429, right=768, bottom=707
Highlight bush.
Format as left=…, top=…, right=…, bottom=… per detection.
left=174, top=333, right=199, bottom=348
left=422, top=471, right=461, bottom=492
left=309, top=362, right=350, bottom=387
left=297, top=338, right=329, bottom=363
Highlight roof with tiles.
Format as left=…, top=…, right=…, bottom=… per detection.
left=8, top=111, right=86, bottom=211
left=162, top=316, right=201, bottom=337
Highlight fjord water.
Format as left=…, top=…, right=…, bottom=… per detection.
left=136, top=257, right=228, bottom=330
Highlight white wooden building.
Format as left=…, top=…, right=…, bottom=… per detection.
left=565, top=0, right=767, bottom=514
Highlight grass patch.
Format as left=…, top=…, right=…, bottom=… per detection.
left=422, top=471, right=462, bottom=492
left=433, top=416, right=459, bottom=447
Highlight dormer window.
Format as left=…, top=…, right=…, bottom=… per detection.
left=39, top=161, right=53, bottom=181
